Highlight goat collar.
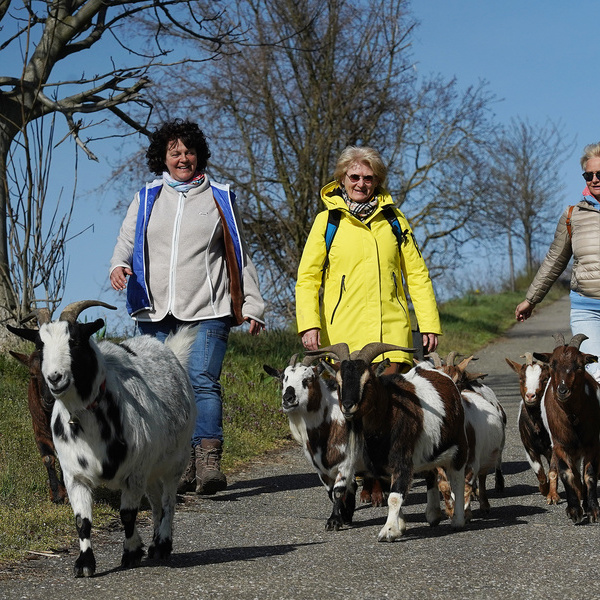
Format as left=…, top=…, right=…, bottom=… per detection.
left=85, top=380, right=106, bottom=412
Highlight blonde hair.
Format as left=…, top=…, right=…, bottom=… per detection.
left=580, top=142, right=600, bottom=170
left=333, top=146, right=388, bottom=187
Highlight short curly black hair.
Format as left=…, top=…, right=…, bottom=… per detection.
left=146, top=119, right=211, bottom=175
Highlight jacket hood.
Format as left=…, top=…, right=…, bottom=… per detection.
left=320, top=180, right=396, bottom=213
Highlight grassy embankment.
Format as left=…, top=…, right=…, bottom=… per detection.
left=0, top=282, right=567, bottom=564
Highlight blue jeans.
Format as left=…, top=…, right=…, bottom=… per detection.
left=570, top=308, right=600, bottom=376
left=137, top=316, right=231, bottom=445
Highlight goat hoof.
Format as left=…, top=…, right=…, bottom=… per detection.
left=74, top=549, right=96, bottom=578
left=325, top=518, right=343, bottom=531
left=546, top=492, right=560, bottom=505
left=148, top=538, right=173, bottom=560
left=121, top=547, right=145, bottom=569
left=566, top=506, right=585, bottom=524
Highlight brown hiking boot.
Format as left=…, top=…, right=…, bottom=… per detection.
left=195, top=439, right=227, bottom=495
left=177, top=447, right=196, bottom=494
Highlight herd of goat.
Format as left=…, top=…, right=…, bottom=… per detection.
left=6, top=301, right=600, bottom=577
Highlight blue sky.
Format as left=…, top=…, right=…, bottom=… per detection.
left=57, top=1, right=598, bottom=329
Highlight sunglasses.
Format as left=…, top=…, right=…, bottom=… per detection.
left=346, top=174, right=375, bottom=183
left=582, top=171, right=600, bottom=182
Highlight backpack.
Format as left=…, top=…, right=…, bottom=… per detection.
left=324, top=205, right=415, bottom=267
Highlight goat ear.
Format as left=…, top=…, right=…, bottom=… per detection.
left=375, top=358, right=391, bottom=376
left=533, top=352, right=551, bottom=364
left=80, top=318, right=105, bottom=339
left=319, top=359, right=338, bottom=378
left=9, top=350, right=30, bottom=367
left=505, top=358, right=522, bottom=373
left=263, top=364, right=282, bottom=380
left=584, top=354, right=599, bottom=364
left=6, top=324, right=38, bottom=343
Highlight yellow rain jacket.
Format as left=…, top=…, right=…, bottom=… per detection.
left=296, top=182, right=441, bottom=367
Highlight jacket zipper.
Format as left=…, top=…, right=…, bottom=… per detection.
left=392, top=272, right=408, bottom=317
left=330, top=275, right=346, bottom=324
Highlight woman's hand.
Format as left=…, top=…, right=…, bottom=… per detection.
left=422, top=333, right=438, bottom=353
left=246, top=318, right=265, bottom=335
left=515, top=299, right=535, bottom=322
left=110, top=266, right=133, bottom=291
left=301, top=328, right=321, bottom=351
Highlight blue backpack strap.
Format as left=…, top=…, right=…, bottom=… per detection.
left=323, top=209, right=341, bottom=269
left=382, top=205, right=422, bottom=258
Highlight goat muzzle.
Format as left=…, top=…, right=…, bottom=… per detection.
left=282, top=386, right=299, bottom=411
left=556, top=383, right=571, bottom=403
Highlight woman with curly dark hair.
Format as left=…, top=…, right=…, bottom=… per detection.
left=110, top=119, right=265, bottom=495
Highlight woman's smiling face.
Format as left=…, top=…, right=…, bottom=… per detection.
left=165, top=138, right=198, bottom=181
left=343, top=162, right=377, bottom=203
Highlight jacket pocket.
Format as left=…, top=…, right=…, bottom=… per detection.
left=330, top=275, right=346, bottom=325
left=392, top=272, right=408, bottom=317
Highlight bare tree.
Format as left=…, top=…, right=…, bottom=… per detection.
left=142, top=0, right=495, bottom=318
left=0, top=0, right=237, bottom=319
left=482, top=118, right=575, bottom=289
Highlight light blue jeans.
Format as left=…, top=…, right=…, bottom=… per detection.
left=137, top=315, right=231, bottom=445
left=570, top=308, right=600, bottom=377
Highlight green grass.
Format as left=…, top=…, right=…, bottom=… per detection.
left=0, top=283, right=568, bottom=564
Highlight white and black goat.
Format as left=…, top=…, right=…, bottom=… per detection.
left=429, top=352, right=506, bottom=520
left=7, top=301, right=196, bottom=577
left=264, top=354, right=359, bottom=530
left=505, top=353, right=559, bottom=504
left=534, top=333, right=600, bottom=524
left=264, top=354, right=389, bottom=530
left=310, top=342, right=468, bottom=542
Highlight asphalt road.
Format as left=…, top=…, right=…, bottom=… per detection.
left=3, top=294, right=599, bottom=600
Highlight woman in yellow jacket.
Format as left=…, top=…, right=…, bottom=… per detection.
left=296, top=146, right=441, bottom=371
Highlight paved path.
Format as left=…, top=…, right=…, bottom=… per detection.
left=4, top=295, right=599, bottom=600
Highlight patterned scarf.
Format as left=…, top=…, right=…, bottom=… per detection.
left=163, top=171, right=206, bottom=193
left=340, top=186, right=379, bottom=221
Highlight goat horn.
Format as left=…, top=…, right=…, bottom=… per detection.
left=569, top=333, right=589, bottom=349
left=456, top=355, right=476, bottom=371
left=355, top=342, right=416, bottom=365
left=306, top=343, right=350, bottom=362
left=553, top=333, right=565, bottom=348
left=520, top=352, right=534, bottom=365
left=288, top=353, right=299, bottom=367
left=59, top=300, right=117, bottom=324
left=20, top=307, right=52, bottom=327
left=301, top=354, right=323, bottom=366
left=427, top=352, right=443, bottom=368
left=445, top=351, right=460, bottom=366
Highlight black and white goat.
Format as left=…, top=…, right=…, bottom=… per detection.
left=505, top=353, right=559, bottom=504
left=8, top=301, right=196, bottom=577
left=264, top=354, right=360, bottom=530
left=310, top=342, right=467, bottom=542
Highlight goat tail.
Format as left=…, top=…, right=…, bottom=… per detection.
left=165, top=325, right=197, bottom=371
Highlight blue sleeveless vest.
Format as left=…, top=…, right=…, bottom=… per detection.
left=126, top=179, right=244, bottom=316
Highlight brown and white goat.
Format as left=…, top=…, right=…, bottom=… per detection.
left=263, top=355, right=386, bottom=531
left=534, top=333, right=600, bottom=524
left=8, top=307, right=74, bottom=504
left=310, top=342, right=468, bottom=542
left=430, top=352, right=506, bottom=520
left=505, top=353, right=559, bottom=504
left=10, top=348, right=67, bottom=504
